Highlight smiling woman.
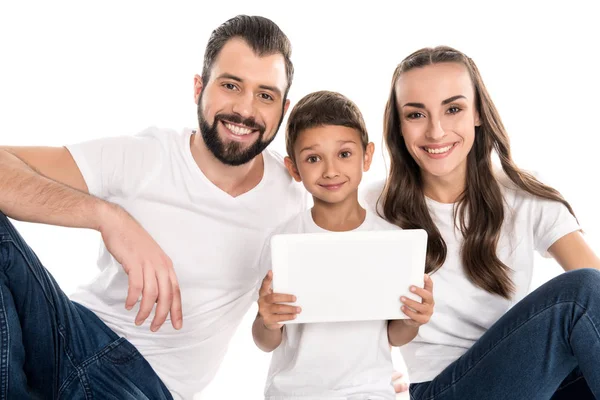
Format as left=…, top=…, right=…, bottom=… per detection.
left=363, top=45, right=600, bottom=400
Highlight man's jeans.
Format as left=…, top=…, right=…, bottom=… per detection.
left=410, top=268, right=600, bottom=400
left=0, top=211, right=173, bottom=399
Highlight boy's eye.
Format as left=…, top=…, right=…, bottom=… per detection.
left=306, top=155, right=320, bottom=163
left=339, top=151, right=352, bottom=158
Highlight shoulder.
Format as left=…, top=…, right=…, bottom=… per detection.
left=271, top=210, right=309, bottom=236
left=264, top=149, right=307, bottom=200
left=494, top=168, right=562, bottom=212
left=359, top=179, right=386, bottom=215
left=368, top=211, right=401, bottom=231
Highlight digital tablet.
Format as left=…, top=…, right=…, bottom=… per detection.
left=271, top=229, right=428, bottom=324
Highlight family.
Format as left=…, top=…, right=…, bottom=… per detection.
left=0, top=15, right=599, bottom=400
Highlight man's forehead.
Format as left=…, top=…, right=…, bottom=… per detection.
left=210, top=38, right=288, bottom=91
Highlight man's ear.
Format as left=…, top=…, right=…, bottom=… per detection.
left=193, top=74, right=203, bottom=105
left=363, top=142, right=375, bottom=172
left=283, top=98, right=291, bottom=116
left=284, top=156, right=302, bottom=182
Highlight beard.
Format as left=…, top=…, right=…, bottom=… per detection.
left=197, top=94, right=285, bottom=166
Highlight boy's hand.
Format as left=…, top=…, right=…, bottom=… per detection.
left=258, top=270, right=301, bottom=330
left=400, top=274, right=434, bottom=327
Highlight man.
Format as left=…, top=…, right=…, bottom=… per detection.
left=0, top=15, right=305, bottom=399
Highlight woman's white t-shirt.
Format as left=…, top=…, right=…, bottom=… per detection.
left=361, top=177, right=580, bottom=383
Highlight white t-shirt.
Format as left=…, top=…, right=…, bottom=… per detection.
left=67, top=127, right=306, bottom=400
left=361, top=177, right=580, bottom=383
left=259, top=209, right=400, bottom=400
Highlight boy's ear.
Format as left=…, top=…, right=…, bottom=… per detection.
left=284, top=156, right=302, bottom=182
left=363, top=142, right=375, bottom=172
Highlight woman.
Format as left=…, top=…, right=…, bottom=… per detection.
left=364, top=46, right=600, bottom=399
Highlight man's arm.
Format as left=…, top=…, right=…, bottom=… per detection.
left=0, top=146, right=103, bottom=228
left=0, top=146, right=183, bottom=331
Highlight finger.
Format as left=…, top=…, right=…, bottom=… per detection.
left=265, top=313, right=298, bottom=325
left=169, top=269, right=183, bottom=330
left=266, top=293, right=296, bottom=304
left=259, top=270, right=273, bottom=296
left=125, top=264, right=143, bottom=310
left=391, top=371, right=404, bottom=381
left=150, top=267, right=172, bottom=332
left=136, top=265, right=158, bottom=325
left=409, top=285, right=434, bottom=305
left=393, top=381, right=409, bottom=393
left=270, top=304, right=301, bottom=315
left=401, top=305, right=429, bottom=324
left=401, top=296, right=429, bottom=313
left=424, top=273, right=434, bottom=293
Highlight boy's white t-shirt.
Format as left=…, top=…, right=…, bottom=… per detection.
left=259, top=209, right=400, bottom=400
left=361, top=177, right=580, bottom=383
left=66, top=127, right=307, bottom=400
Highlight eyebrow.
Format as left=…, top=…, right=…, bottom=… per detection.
left=298, top=140, right=357, bottom=154
left=217, top=73, right=282, bottom=97
left=402, top=95, right=467, bottom=109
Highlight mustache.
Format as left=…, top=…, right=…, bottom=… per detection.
left=214, top=113, right=265, bottom=133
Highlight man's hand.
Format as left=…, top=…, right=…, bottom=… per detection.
left=99, top=203, right=182, bottom=332
left=257, top=270, right=300, bottom=329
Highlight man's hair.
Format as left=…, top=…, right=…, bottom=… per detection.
left=285, top=90, right=369, bottom=161
left=202, top=15, right=294, bottom=97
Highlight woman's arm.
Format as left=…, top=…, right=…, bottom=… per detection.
left=548, top=231, right=600, bottom=271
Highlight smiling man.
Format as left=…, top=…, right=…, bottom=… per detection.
left=0, top=15, right=305, bottom=399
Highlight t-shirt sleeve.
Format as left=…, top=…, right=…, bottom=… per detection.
left=66, top=128, right=163, bottom=199
left=532, top=197, right=581, bottom=258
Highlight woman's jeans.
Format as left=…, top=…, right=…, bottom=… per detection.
left=410, top=268, right=600, bottom=400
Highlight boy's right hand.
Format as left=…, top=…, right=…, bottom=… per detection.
left=258, top=270, right=301, bottom=330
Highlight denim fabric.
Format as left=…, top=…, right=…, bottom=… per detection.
left=0, top=211, right=173, bottom=399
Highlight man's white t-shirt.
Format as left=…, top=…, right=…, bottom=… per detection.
left=66, top=127, right=306, bottom=399
left=259, top=209, right=400, bottom=400
left=361, top=176, right=580, bottom=383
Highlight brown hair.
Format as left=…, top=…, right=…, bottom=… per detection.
left=286, top=90, right=369, bottom=161
left=381, top=46, right=576, bottom=298
left=202, top=15, right=294, bottom=98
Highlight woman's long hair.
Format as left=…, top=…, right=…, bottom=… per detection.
left=381, top=46, right=576, bottom=298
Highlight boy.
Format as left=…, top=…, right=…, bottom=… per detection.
left=252, top=91, right=435, bottom=399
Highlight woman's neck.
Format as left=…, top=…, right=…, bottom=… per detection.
left=422, top=166, right=466, bottom=204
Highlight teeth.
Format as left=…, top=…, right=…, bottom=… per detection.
left=224, top=122, right=253, bottom=136
left=425, top=144, right=453, bottom=154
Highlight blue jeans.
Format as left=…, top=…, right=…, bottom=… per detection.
left=0, top=212, right=173, bottom=399
left=409, top=268, right=600, bottom=400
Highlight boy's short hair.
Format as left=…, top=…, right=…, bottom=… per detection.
left=285, top=91, right=369, bottom=161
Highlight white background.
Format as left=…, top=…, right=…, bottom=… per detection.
left=1, top=1, right=598, bottom=399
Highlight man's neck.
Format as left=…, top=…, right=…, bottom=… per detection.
left=189, top=131, right=264, bottom=197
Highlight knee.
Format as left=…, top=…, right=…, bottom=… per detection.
left=562, top=268, right=600, bottom=295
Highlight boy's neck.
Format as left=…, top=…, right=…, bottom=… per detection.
left=311, top=193, right=366, bottom=232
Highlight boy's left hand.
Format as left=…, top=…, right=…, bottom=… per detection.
left=400, top=274, right=434, bottom=327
